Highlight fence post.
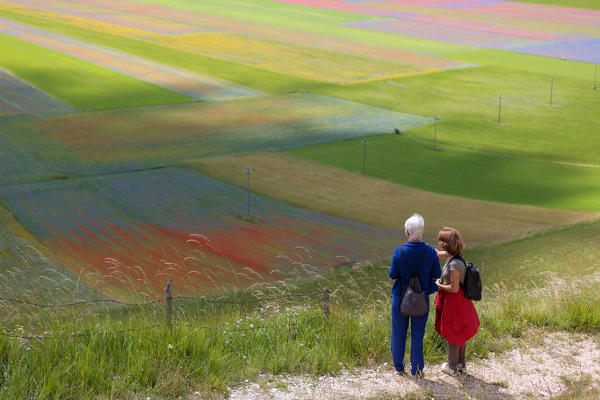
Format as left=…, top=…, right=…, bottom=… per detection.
left=165, top=280, right=173, bottom=329
left=321, top=287, right=330, bottom=319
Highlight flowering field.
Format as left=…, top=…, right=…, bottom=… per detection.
left=0, top=93, right=430, bottom=183
left=152, top=32, right=426, bottom=83
left=0, top=18, right=259, bottom=101
left=0, top=168, right=402, bottom=296
left=0, top=0, right=473, bottom=84
left=0, top=30, right=192, bottom=111
left=0, top=0, right=597, bottom=302
left=275, top=0, right=600, bottom=62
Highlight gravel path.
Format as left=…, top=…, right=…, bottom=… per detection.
left=224, top=332, right=600, bottom=399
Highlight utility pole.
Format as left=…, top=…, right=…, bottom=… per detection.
left=549, top=76, right=554, bottom=105
left=594, top=63, right=597, bottom=90
left=433, top=115, right=440, bottom=150
left=361, top=138, right=368, bottom=174
left=498, top=94, right=503, bottom=124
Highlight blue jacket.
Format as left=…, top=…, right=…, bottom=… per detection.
left=389, top=241, right=441, bottom=299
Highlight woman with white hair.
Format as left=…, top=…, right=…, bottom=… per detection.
left=389, top=213, right=441, bottom=378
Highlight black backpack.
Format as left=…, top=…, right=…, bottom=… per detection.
left=454, top=255, right=482, bottom=301
left=399, top=247, right=428, bottom=317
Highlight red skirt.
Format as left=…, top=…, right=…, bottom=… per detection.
left=435, top=288, right=480, bottom=348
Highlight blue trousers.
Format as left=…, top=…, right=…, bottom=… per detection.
left=391, top=295, right=429, bottom=375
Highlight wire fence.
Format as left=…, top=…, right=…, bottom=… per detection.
left=0, top=280, right=331, bottom=341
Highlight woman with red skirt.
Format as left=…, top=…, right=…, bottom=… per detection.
left=435, top=227, right=480, bottom=376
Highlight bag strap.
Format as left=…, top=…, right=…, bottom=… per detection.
left=452, top=254, right=466, bottom=264
left=399, top=246, right=428, bottom=276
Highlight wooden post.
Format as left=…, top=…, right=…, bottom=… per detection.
left=321, top=287, right=330, bottom=319
left=165, top=280, right=173, bottom=329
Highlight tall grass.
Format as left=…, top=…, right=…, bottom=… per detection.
left=1, top=219, right=598, bottom=398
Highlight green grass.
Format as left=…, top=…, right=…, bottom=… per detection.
left=0, top=33, right=191, bottom=111
left=317, top=65, right=600, bottom=165
left=0, top=8, right=322, bottom=94
left=0, top=218, right=598, bottom=398
left=507, top=0, right=600, bottom=10
left=288, top=134, right=600, bottom=211
left=450, top=50, right=600, bottom=81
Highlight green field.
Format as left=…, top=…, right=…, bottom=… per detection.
left=289, top=134, right=600, bottom=211
left=317, top=64, right=600, bottom=165
left=0, top=33, right=191, bottom=110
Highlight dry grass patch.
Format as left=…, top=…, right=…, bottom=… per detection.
left=184, top=153, right=598, bottom=244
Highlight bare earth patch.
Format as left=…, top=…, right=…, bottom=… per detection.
left=223, top=332, right=600, bottom=400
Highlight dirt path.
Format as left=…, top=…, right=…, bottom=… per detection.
left=225, top=332, right=600, bottom=399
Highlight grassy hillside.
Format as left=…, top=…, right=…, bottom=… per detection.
left=0, top=218, right=597, bottom=398
left=289, top=134, right=600, bottom=211
left=317, top=65, right=600, bottom=165
left=0, top=33, right=191, bottom=110
left=185, top=152, right=597, bottom=243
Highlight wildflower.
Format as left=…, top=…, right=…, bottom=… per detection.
left=225, top=341, right=229, bottom=344
left=168, top=344, right=173, bottom=349
left=249, top=324, right=254, bottom=328
left=113, top=375, right=118, bottom=380
left=26, top=347, right=30, bottom=351
left=2, top=372, right=6, bottom=377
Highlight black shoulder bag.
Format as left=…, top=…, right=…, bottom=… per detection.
left=399, top=247, right=428, bottom=317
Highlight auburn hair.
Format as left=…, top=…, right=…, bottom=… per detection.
left=438, top=227, right=464, bottom=256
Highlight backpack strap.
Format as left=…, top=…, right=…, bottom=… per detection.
left=399, top=246, right=428, bottom=276
left=449, top=253, right=466, bottom=287
left=452, top=254, right=466, bottom=264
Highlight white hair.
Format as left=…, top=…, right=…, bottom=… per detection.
left=404, top=213, right=424, bottom=240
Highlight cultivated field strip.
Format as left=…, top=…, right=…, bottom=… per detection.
left=7, top=0, right=207, bottom=35
left=1, top=94, right=430, bottom=180
left=0, top=32, right=191, bottom=110
left=0, top=67, right=72, bottom=117
left=274, top=0, right=600, bottom=62
left=0, top=168, right=402, bottom=295
left=189, top=152, right=599, bottom=244
left=0, top=18, right=257, bottom=100
left=73, top=0, right=470, bottom=69
left=0, top=0, right=472, bottom=80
